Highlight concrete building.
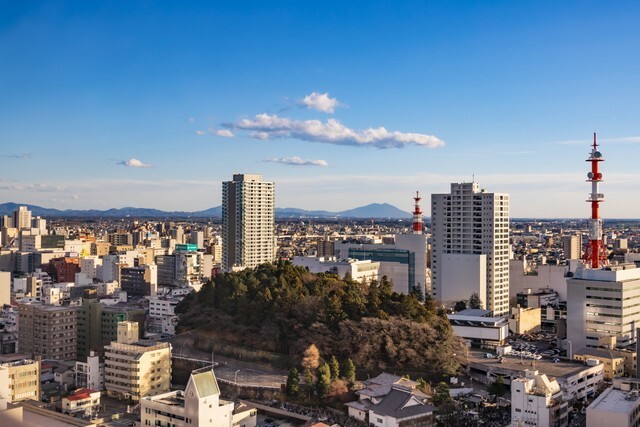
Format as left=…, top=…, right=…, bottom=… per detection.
left=147, top=297, right=180, bottom=335
left=101, top=304, right=145, bottom=346
left=12, top=206, right=32, bottom=231
left=431, top=182, right=510, bottom=316
left=561, top=235, right=581, bottom=260
left=76, top=298, right=102, bottom=360
left=17, top=303, right=77, bottom=361
left=120, top=264, right=157, bottom=297
left=567, top=264, right=640, bottom=354
left=222, top=174, right=275, bottom=272
left=293, top=256, right=380, bottom=283
left=141, top=367, right=257, bottom=427
left=104, top=321, right=171, bottom=401
left=75, top=351, right=104, bottom=390
left=587, top=377, right=640, bottom=427
left=0, top=272, right=10, bottom=307
left=0, top=357, right=40, bottom=407
left=447, top=309, right=509, bottom=348
left=510, top=370, right=568, bottom=427
left=508, top=306, right=542, bottom=335
left=573, top=348, right=624, bottom=380
left=333, top=233, right=428, bottom=295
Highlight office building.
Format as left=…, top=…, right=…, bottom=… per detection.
left=17, top=303, right=77, bottom=361
left=510, top=370, right=568, bottom=427
left=120, top=264, right=157, bottom=297
left=431, top=182, right=510, bottom=316
left=587, top=377, right=640, bottom=427
left=566, top=264, right=640, bottom=354
left=77, top=299, right=103, bottom=360
left=12, top=206, right=32, bottom=231
left=222, top=173, right=275, bottom=271
left=104, top=322, right=172, bottom=402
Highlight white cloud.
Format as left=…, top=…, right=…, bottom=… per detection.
left=195, top=130, right=206, bottom=136
left=0, top=153, right=31, bottom=159
left=264, top=156, right=328, bottom=167
left=187, top=117, right=196, bottom=123
left=117, top=158, right=152, bottom=168
left=232, top=114, right=444, bottom=149
left=299, top=92, right=340, bottom=113
left=213, top=129, right=234, bottom=138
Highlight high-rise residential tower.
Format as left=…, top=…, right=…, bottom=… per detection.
left=431, top=182, right=510, bottom=316
left=222, top=174, right=275, bottom=272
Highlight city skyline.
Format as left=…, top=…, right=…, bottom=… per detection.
left=2, top=2, right=640, bottom=218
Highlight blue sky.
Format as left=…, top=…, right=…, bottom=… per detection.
left=1, top=1, right=640, bottom=217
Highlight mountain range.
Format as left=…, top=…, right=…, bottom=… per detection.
left=0, top=202, right=412, bottom=219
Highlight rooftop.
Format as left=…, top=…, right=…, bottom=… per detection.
left=588, top=387, right=640, bottom=414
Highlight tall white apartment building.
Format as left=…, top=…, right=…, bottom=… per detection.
left=12, top=206, right=32, bottom=230
left=431, top=182, right=510, bottom=316
left=222, top=174, right=275, bottom=272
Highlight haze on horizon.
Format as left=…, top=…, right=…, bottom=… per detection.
left=2, top=1, right=640, bottom=218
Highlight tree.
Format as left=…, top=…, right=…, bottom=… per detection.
left=416, top=377, right=431, bottom=395
left=316, top=363, right=331, bottom=398
left=488, top=376, right=506, bottom=399
left=432, top=382, right=451, bottom=406
left=411, top=284, right=425, bottom=303
left=301, top=344, right=320, bottom=372
left=453, top=300, right=467, bottom=312
left=329, top=355, right=340, bottom=380
left=342, top=358, right=356, bottom=384
left=285, top=367, right=300, bottom=396
left=468, top=292, right=483, bottom=309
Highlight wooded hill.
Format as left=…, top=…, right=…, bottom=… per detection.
left=176, top=261, right=460, bottom=375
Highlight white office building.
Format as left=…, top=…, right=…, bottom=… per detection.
left=222, top=174, right=275, bottom=272
left=567, top=264, right=640, bottom=354
left=431, top=182, right=510, bottom=316
left=587, top=377, right=640, bottom=427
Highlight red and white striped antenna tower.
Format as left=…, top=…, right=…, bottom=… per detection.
left=582, top=133, right=608, bottom=268
left=412, top=191, right=423, bottom=234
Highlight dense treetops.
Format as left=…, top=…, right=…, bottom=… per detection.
left=176, top=261, right=460, bottom=375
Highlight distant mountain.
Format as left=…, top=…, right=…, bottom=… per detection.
left=0, top=202, right=410, bottom=219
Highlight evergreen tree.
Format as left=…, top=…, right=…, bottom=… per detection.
left=342, top=358, right=356, bottom=384
left=285, top=367, right=300, bottom=396
left=432, top=382, right=451, bottom=406
left=488, top=376, right=506, bottom=398
left=329, top=355, right=340, bottom=380
left=468, top=292, right=483, bottom=309
left=316, top=363, right=331, bottom=398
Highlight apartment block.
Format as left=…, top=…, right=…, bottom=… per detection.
left=18, top=303, right=77, bottom=361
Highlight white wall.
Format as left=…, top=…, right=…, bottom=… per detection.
left=441, top=254, right=486, bottom=306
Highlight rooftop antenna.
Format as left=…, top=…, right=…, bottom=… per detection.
left=412, top=191, right=423, bottom=234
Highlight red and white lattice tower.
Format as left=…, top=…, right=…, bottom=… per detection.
left=412, top=191, right=423, bottom=234
left=582, top=133, right=608, bottom=268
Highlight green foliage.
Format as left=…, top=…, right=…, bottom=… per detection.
left=176, top=261, right=459, bottom=375
left=342, top=358, right=356, bottom=384
left=468, top=292, right=483, bottom=309
left=432, top=382, right=451, bottom=407
left=316, top=363, right=331, bottom=398
left=286, top=367, right=300, bottom=396
left=488, top=376, right=507, bottom=397
left=453, top=300, right=467, bottom=312
left=329, top=355, right=340, bottom=380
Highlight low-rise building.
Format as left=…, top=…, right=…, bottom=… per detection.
left=510, top=370, right=568, bottom=427
left=141, top=367, right=256, bottom=427
left=346, top=373, right=420, bottom=422
left=0, top=356, right=40, bottom=408
left=75, top=351, right=104, bottom=391
left=574, top=348, right=625, bottom=380
left=508, top=306, right=541, bottom=335
left=447, top=309, right=509, bottom=349
left=293, top=256, right=380, bottom=283
left=587, top=377, right=640, bottom=427
left=61, top=387, right=101, bottom=417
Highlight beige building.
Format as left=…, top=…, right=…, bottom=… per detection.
left=573, top=348, right=625, bottom=380
left=141, top=368, right=256, bottom=427
left=18, top=303, right=77, bottom=361
left=104, top=321, right=172, bottom=402
left=561, top=235, right=581, bottom=260
left=0, top=357, right=40, bottom=409
left=508, top=306, right=541, bottom=335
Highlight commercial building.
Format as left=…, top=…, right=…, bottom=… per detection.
left=101, top=304, right=145, bottom=346
left=510, top=370, right=568, bottom=427
left=431, top=182, right=510, bottom=316
left=222, top=174, right=275, bottom=272
left=293, top=256, right=380, bottom=283
left=508, top=306, right=541, bottom=335
left=447, top=309, right=509, bottom=348
left=587, top=377, right=640, bottom=427
left=17, top=303, right=77, bottom=361
left=561, top=235, right=581, bottom=260
left=141, top=367, right=257, bottom=427
left=566, top=264, right=640, bottom=354
left=75, top=351, right=104, bottom=390
left=104, top=321, right=172, bottom=401
left=333, top=233, right=428, bottom=295
left=120, top=264, right=157, bottom=297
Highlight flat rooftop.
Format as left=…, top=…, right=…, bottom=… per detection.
left=589, top=387, right=640, bottom=414
left=468, top=352, right=599, bottom=379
